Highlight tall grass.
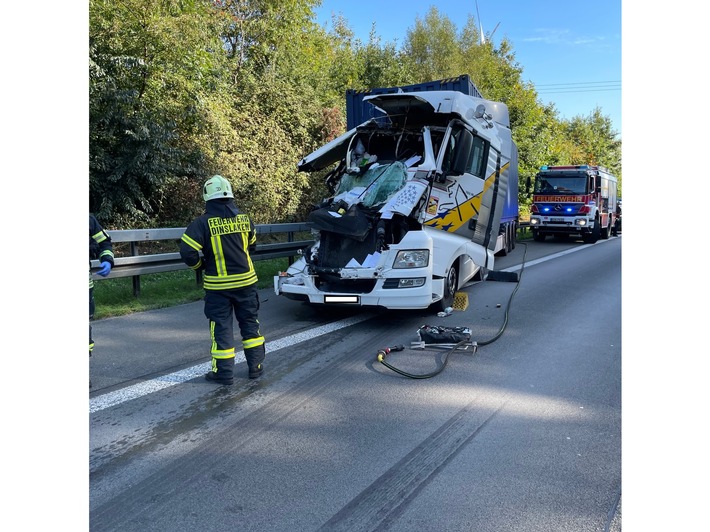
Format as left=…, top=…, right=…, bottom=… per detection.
left=93, top=258, right=289, bottom=319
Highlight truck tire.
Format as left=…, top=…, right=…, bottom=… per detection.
left=507, top=222, right=516, bottom=252
left=435, top=262, right=458, bottom=312
left=498, top=223, right=512, bottom=256
left=498, top=230, right=509, bottom=256
left=583, top=218, right=601, bottom=244
left=601, top=220, right=611, bottom=239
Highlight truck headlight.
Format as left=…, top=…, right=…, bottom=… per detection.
left=530, top=218, right=539, bottom=226
left=393, top=249, right=429, bottom=269
left=575, top=219, right=587, bottom=226
left=398, top=278, right=426, bottom=288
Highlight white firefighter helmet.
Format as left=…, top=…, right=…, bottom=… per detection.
left=203, top=175, right=234, bottom=201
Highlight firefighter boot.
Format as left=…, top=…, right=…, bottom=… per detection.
left=245, top=345, right=265, bottom=379
left=205, top=357, right=234, bottom=385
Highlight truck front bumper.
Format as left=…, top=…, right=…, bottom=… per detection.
left=274, top=269, right=438, bottom=309
left=529, top=216, right=594, bottom=235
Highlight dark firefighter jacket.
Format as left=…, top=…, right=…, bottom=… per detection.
left=180, top=199, right=258, bottom=291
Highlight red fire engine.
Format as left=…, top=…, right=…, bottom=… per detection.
left=529, top=165, right=618, bottom=244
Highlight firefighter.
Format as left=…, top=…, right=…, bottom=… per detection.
left=90, top=214, right=114, bottom=360
left=179, top=175, right=266, bottom=384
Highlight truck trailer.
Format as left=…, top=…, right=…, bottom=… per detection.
left=274, top=75, right=519, bottom=310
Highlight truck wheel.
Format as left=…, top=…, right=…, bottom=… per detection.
left=497, top=223, right=513, bottom=256
left=501, top=224, right=511, bottom=256
left=601, top=220, right=611, bottom=239
left=436, top=263, right=458, bottom=312
left=498, top=234, right=508, bottom=256
left=508, top=223, right=516, bottom=252
left=583, top=218, right=601, bottom=244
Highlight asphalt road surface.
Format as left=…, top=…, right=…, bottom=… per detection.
left=89, top=236, right=622, bottom=531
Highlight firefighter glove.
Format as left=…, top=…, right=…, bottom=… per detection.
left=97, top=261, right=112, bottom=277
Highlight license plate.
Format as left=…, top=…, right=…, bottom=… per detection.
left=550, top=217, right=564, bottom=222
left=324, top=295, right=360, bottom=304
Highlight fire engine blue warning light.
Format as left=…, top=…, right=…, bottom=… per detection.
left=579, top=165, right=589, bottom=169
left=540, top=165, right=548, bottom=170
left=543, top=207, right=550, bottom=212
left=566, top=207, right=573, bottom=212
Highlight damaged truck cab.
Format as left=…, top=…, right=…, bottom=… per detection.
left=274, top=77, right=519, bottom=310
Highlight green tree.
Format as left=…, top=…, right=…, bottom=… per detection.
left=211, top=0, right=341, bottom=222
left=404, top=7, right=462, bottom=81
left=564, top=108, right=622, bottom=186
left=90, top=0, right=231, bottom=226
left=349, top=26, right=413, bottom=91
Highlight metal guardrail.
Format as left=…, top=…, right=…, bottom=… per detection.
left=90, top=223, right=314, bottom=296
left=91, top=221, right=531, bottom=297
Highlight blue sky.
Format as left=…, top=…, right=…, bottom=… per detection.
left=314, top=0, right=622, bottom=138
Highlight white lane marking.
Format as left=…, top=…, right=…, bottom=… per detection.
left=91, top=239, right=616, bottom=413
left=461, top=238, right=616, bottom=289
left=90, top=313, right=374, bottom=414
left=500, top=247, right=583, bottom=272
left=500, top=238, right=616, bottom=273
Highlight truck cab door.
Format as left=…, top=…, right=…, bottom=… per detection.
left=424, top=122, right=488, bottom=239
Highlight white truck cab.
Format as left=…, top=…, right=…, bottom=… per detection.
left=275, top=87, right=518, bottom=311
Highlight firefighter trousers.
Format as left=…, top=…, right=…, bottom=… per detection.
left=203, top=284, right=265, bottom=371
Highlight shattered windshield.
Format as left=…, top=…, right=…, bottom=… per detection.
left=333, top=161, right=409, bottom=208
left=534, top=176, right=588, bottom=195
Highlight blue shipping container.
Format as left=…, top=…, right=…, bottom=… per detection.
left=345, top=75, right=483, bottom=130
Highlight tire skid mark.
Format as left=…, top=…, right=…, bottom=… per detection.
left=319, top=399, right=508, bottom=532
left=90, top=325, right=398, bottom=529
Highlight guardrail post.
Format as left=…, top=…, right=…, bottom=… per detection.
left=130, top=241, right=141, bottom=297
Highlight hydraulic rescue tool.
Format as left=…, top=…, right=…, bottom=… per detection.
left=375, top=243, right=529, bottom=379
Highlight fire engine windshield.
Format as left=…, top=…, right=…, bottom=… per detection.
left=534, top=176, right=588, bottom=195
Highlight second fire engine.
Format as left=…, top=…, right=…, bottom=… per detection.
left=529, top=165, right=618, bottom=244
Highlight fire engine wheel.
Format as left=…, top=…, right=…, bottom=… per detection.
left=601, top=220, right=611, bottom=239
left=583, top=218, right=601, bottom=244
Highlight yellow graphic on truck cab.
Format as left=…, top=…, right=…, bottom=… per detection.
left=424, top=163, right=508, bottom=232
